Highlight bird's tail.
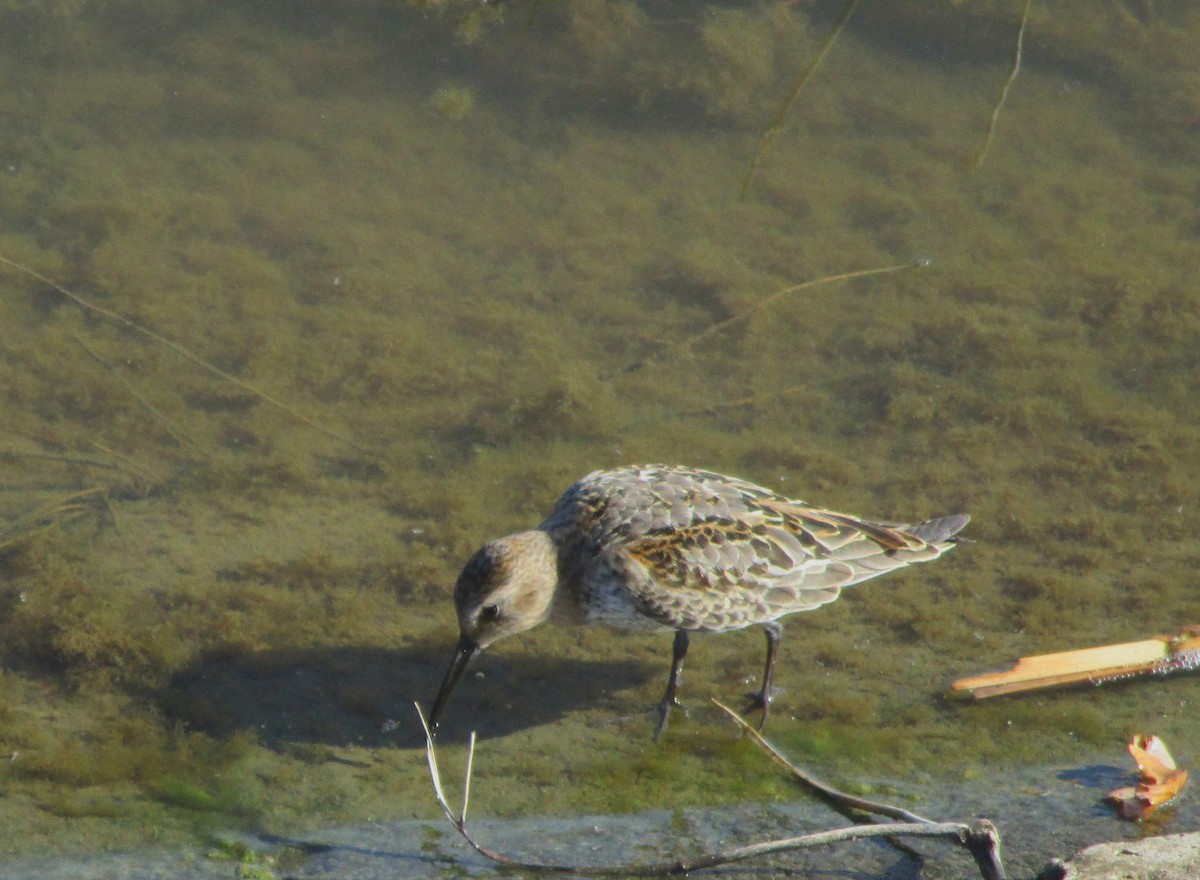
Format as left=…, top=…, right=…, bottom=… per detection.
left=907, top=513, right=970, bottom=546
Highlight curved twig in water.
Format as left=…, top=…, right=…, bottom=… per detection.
left=414, top=703, right=1006, bottom=878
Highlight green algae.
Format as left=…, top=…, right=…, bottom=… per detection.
left=0, top=0, right=1199, bottom=864
left=153, top=780, right=224, bottom=813
left=429, top=84, right=475, bottom=121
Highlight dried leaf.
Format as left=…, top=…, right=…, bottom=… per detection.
left=1108, top=735, right=1188, bottom=821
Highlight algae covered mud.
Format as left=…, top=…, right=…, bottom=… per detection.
left=1, top=0, right=1198, bottom=869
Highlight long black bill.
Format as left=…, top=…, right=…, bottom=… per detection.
left=428, top=633, right=480, bottom=733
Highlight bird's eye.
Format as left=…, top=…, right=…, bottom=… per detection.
left=479, top=604, right=501, bottom=623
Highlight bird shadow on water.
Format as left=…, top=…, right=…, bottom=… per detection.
left=159, top=644, right=654, bottom=748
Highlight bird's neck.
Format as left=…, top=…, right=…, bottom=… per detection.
left=502, top=530, right=564, bottom=625
left=513, top=526, right=588, bottom=625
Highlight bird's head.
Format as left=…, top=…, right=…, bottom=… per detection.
left=428, top=530, right=558, bottom=731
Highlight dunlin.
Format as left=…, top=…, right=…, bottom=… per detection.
left=429, top=464, right=968, bottom=738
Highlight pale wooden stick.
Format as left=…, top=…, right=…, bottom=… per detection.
left=952, top=627, right=1200, bottom=698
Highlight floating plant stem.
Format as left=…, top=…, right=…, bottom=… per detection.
left=0, top=487, right=107, bottom=550
left=607, top=258, right=924, bottom=378
left=740, top=0, right=860, bottom=200
left=69, top=332, right=204, bottom=452
left=972, top=0, right=1034, bottom=169
left=0, top=254, right=371, bottom=455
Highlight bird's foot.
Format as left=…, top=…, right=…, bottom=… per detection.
left=742, top=686, right=782, bottom=731
left=653, top=696, right=687, bottom=742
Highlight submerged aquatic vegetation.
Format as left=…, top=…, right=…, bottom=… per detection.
left=0, top=0, right=1198, bottom=861
left=429, top=84, right=475, bottom=120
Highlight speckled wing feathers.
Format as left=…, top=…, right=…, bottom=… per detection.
left=541, top=465, right=967, bottom=634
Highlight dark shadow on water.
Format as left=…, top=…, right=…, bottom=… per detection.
left=1057, top=764, right=1134, bottom=821
left=1058, top=764, right=1127, bottom=790
left=159, top=644, right=654, bottom=748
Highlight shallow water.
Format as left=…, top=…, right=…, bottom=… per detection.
left=4, top=765, right=1198, bottom=879
left=0, top=0, right=1198, bottom=872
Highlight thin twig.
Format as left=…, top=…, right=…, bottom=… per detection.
left=0, top=487, right=107, bottom=550
left=414, top=703, right=1006, bottom=878
left=99, top=490, right=122, bottom=534
left=682, top=261, right=918, bottom=351
left=740, top=0, right=860, bottom=200
left=69, top=332, right=205, bottom=452
left=972, top=0, right=1034, bottom=169
left=711, top=698, right=932, bottom=823
left=607, top=259, right=923, bottom=378
left=86, top=442, right=159, bottom=492
left=0, top=254, right=371, bottom=455
left=0, top=450, right=136, bottom=476
left=2, top=487, right=104, bottom=529
left=681, top=385, right=812, bottom=416
left=462, top=730, right=476, bottom=824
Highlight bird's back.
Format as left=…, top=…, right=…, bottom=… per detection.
left=540, top=465, right=967, bottom=633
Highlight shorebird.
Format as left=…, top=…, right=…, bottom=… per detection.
left=428, top=464, right=968, bottom=739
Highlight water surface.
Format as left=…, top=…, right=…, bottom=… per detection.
left=0, top=0, right=1197, bottom=871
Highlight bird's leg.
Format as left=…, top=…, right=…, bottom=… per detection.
left=654, top=630, right=689, bottom=741
left=745, top=621, right=782, bottom=730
